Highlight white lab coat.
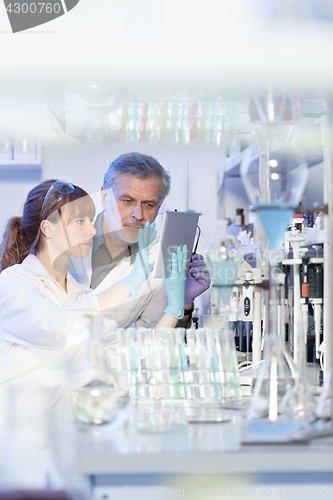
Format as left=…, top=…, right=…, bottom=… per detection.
left=0, top=254, right=118, bottom=392
left=69, top=242, right=168, bottom=329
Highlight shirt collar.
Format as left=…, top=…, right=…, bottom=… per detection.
left=92, top=211, right=139, bottom=262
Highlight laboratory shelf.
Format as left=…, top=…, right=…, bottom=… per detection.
left=219, top=145, right=323, bottom=181
left=301, top=229, right=327, bottom=246
left=0, top=142, right=42, bottom=180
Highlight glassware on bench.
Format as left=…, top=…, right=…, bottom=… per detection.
left=241, top=138, right=311, bottom=433
left=70, top=313, right=130, bottom=428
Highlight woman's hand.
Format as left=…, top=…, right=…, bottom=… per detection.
left=119, top=221, right=158, bottom=296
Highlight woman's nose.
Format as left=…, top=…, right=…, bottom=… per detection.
left=89, top=222, right=97, bottom=236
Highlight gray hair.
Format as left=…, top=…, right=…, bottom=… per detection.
left=103, top=153, right=171, bottom=201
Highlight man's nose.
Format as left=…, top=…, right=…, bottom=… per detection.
left=131, top=204, right=144, bottom=221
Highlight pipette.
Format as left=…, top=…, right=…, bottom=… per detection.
left=155, top=328, right=170, bottom=399
left=196, top=328, right=211, bottom=400
left=187, top=329, right=201, bottom=399
left=176, top=328, right=191, bottom=399
left=206, top=328, right=222, bottom=400
left=167, top=329, right=181, bottom=399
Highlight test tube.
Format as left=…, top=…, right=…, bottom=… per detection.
left=187, top=330, right=201, bottom=399
left=206, top=328, right=222, bottom=400
left=167, top=329, right=181, bottom=399
left=155, top=328, right=170, bottom=399
left=176, top=328, right=191, bottom=399
left=196, top=328, right=211, bottom=400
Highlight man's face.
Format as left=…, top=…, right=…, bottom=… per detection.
left=102, top=174, right=162, bottom=244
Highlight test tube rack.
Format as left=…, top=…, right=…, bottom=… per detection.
left=115, top=327, right=242, bottom=403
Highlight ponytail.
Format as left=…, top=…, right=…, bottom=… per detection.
left=0, top=216, right=31, bottom=272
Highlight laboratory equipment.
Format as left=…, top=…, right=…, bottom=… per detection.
left=204, top=219, right=241, bottom=311
left=64, top=82, right=122, bottom=143
left=242, top=271, right=254, bottom=359
left=70, top=314, right=130, bottom=427
left=13, top=139, right=36, bottom=162
left=241, top=139, right=310, bottom=430
left=236, top=285, right=244, bottom=351
left=309, top=245, right=324, bottom=361
left=252, top=267, right=263, bottom=366
left=283, top=234, right=305, bottom=365
left=249, top=90, right=301, bottom=147
left=114, top=327, right=241, bottom=403
left=0, top=133, right=12, bottom=161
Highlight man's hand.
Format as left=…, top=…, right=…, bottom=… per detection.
left=184, top=253, right=210, bottom=306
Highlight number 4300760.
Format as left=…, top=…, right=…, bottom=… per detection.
left=6, top=3, right=61, bottom=14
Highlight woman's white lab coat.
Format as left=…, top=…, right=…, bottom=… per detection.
left=0, top=254, right=117, bottom=392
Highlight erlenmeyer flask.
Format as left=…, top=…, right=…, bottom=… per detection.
left=280, top=322, right=317, bottom=423
left=246, top=261, right=301, bottom=429
left=70, top=314, right=130, bottom=427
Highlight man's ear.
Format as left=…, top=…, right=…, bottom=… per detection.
left=101, top=187, right=107, bottom=210
left=40, top=220, right=53, bottom=239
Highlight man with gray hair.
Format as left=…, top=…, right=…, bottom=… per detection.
left=72, top=152, right=210, bottom=328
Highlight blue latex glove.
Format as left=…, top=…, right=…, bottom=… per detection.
left=120, top=221, right=159, bottom=296
left=184, top=253, right=211, bottom=305
left=163, top=245, right=187, bottom=319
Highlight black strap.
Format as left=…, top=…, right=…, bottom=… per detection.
left=183, top=304, right=195, bottom=318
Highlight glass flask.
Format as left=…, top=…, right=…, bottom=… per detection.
left=64, top=82, right=123, bottom=143
left=204, top=219, right=242, bottom=311
left=249, top=89, right=302, bottom=146
left=70, top=314, right=130, bottom=428
left=280, top=321, right=317, bottom=424
left=247, top=273, right=295, bottom=423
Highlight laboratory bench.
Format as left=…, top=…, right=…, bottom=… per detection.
left=73, top=403, right=333, bottom=498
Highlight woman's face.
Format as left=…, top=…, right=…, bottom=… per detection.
left=47, top=203, right=96, bottom=260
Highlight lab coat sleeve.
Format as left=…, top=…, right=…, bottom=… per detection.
left=135, top=281, right=168, bottom=329
left=0, top=270, right=100, bottom=351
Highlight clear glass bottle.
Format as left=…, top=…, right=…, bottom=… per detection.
left=204, top=219, right=242, bottom=311
left=70, top=314, right=130, bottom=428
